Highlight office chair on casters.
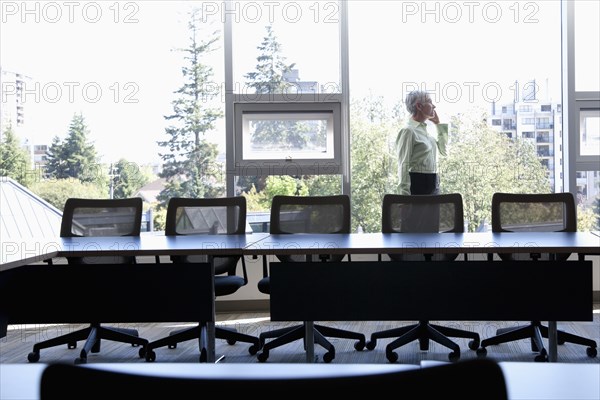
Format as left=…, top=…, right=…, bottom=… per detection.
left=27, top=198, right=148, bottom=365
left=365, top=193, right=480, bottom=363
left=477, top=192, right=598, bottom=362
left=256, top=195, right=366, bottom=363
left=144, top=197, right=260, bottom=363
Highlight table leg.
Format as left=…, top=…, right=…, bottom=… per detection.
left=305, top=321, right=315, bottom=363
left=548, top=321, right=557, bottom=362
left=207, top=321, right=216, bottom=363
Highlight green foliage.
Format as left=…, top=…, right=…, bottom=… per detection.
left=577, top=204, right=598, bottom=232
left=243, top=184, right=269, bottom=212
left=157, top=9, right=224, bottom=204
left=45, top=113, right=103, bottom=186
left=0, top=124, right=33, bottom=186
left=244, top=176, right=308, bottom=211
left=350, top=96, right=403, bottom=233
left=441, top=108, right=550, bottom=231
left=28, top=179, right=107, bottom=210
left=111, top=159, right=152, bottom=199
left=152, top=206, right=167, bottom=232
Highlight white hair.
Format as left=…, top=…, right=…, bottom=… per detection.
left=405, top=90, right=431, bottom=115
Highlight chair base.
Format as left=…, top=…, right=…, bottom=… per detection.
left=257, top=323, right=366, bottom=363
left=366, top=320, right=480, bottom=363
left=144, top=324, right=260, bottom=363
left=477, top=321, right=598, bottom=362
left=28, top=323, right=147, bottom=364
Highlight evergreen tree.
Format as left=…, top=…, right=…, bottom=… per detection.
left=111, top=159, right=151, bottom=199
left=157, top=10, right=224, bottom=206
left=241, top=25, right=307, bottom=193
left=0, top=124, right=33, bottom=186
left=45, top=113, right=101, bottom=184
left=244, top=25, right=296, bottom=95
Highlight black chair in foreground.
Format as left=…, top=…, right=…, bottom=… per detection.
left=257, top=194, right=366, bottom=363
left=144, top=197, right=260, bottom=362
left=477, top=192, right=597, bottom=361
left=40, top=358, right=508, bottom=399
left=366, top=193, right=480, bottom=362
left=28, top=198, right=148, bottom=364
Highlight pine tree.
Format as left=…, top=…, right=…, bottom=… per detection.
left=157, top=10, right=224, bottom=205
left=240, top=25, right=305, bottom=193
left=0, top=124, right=33, bottom=186
left=45, top=113, right=100, bottom=184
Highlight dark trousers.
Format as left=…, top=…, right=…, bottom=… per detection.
left=409, top=172, right=439, bottom=195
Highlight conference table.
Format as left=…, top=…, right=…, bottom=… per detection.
left=0, top=233, right=270, bottom=363
left=245, top=231, right=599, bottom=363
left=2, top=361, right=599, bottom=400
left=1, top=231, right=598, bottom=363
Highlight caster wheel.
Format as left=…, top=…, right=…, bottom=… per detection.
left=386, top=350, right=399, bottom=363
left=534, top=349, right=548, bottom=362
left=68, top=342, right=77, bottom=349
left=365, top=340, right=377, bottom=351
left=27, top=352, right=40, bottom=363
left=227, top=339, right=236, bottom=346
left=323, top=351, right=335, bottom=363
left=448, top=351, right=460, bottom=362
left=74, top=357, right=87, bottom=365
left=168, top=344, right=177, bottom=349
left=476, top=347, right=487, bottom=357
left=138, top=347, right=146, bottom=358
left=248, top=344, right=259, bottom=355
left=586, top=347, right=597, bottom=357
left=145, top=350, right=156, bottom=362
left=558, top=338, right=565, bottom=345
left=468, top=339, right=480, bottom=350
left=354, top=339, right=366, bottom=351
left=257, top=351, right=269, bottom=362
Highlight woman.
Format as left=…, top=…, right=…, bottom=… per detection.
left=396, top=90, right=448, bottom=195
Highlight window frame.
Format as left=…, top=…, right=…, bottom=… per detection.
left=232, top=95, right=343, bottom=177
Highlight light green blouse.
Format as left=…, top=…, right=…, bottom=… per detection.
left=395, top=119, right=448, bottom=195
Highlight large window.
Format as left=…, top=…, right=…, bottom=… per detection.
left=1, top=1, right=597, bottom=232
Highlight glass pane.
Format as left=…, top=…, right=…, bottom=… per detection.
left=348, top=1, right=562, bottom=232
left=575, top=0, right=600, bottom=92
left=579, top=109, right=600, bottom=156
left=242, top=111, right=334, bottom=160
left=231, top=1, right=340, bottom=95
left=575, top=170, right=600, bottom=232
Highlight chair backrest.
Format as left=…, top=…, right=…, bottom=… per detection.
left=382, top=193, right=464, bottom=261
left=40, top=359, right=508, bottom=399
left=270, top=194, right=351, bottom=262
left=60, top=197, right=143, bottom=264
left=165, top=196, right=246, bottom=275
left=491, top=192, right=576, bottom=261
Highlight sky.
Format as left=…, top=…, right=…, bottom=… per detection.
left=1, top=1, right=196, bottom=165
left=2, top=0, right=586, bottom=166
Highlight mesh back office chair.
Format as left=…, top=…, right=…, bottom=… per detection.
left=27, top=198, right=148, bottom=364
left=477, top=192, right=598, bottom=361
left=40, top=358, right=508, bottom=399
left=144, top=197, right=260, bottom=363
left=366, top=193, right=480, bottom=363
left=256, top=195, right=366, bottom=363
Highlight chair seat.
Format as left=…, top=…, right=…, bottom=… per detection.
left=215, top=275, right=246, bottom=297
